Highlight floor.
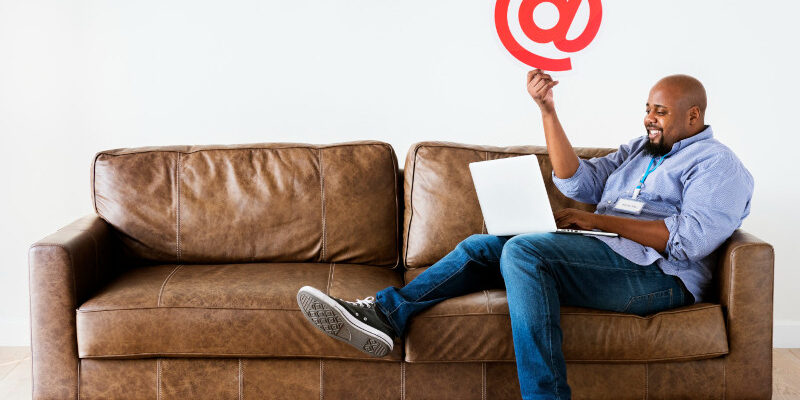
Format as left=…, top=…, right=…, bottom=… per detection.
left=774, top=349, right=800, bottom=400
left=1, top=348, right=799, bottom=399
left=0, top=347, right=30, bottom=400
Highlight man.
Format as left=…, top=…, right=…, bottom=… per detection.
left=296, top=70, right=753, bottom=399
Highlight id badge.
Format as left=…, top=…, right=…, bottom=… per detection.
left=613, top=198, right=645, bottom=215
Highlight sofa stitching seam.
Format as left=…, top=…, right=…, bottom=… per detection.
left=766, top=247, right=775, bottom=388
left=78, top=306, right=339, bottom=312
left=405, top=352, right=730, bottom=363
left=76, top=304, right=721, bottom=316
left=175, top=154, right=181, bottom=262
left=238, top=358, right=243, bottom=400
left=97, top=142, right=391, bottom=157
left=85, top=228, right=101, bottom=312
left=723, top=245, right=737, bottom=400
left=482, top=362, right=486, bottom=400
left=727, top=249, right=734, bottom=334
left=65, top=249, right=78, bottom=317
left=157, top=358, right=161, bottom=400
left=326, top=263, right=334, bottom=295
left=401, top=362, right=405, bottom=400
left=644, top=363, right=648, bottom=400
left=81, top=352, right=403, bottom=361
left=319, top=359, right=324, bottom=400
left=561, top=304, right=720, bottom=317
left=61, top=243, right=80, bottom=399
left=722, top=359, right=726, bottom=400
left=403, top=144, right=422, bottom=268
left=179, top=153, right=183, bottom=261
left=91, top=152, right=101, bottom=214
left=400, top=142, right=614, bottom=155
left=412, top=307, right=718, bottom=317
left=318, top=148, right=327, bottom=261
left=172, top=154, right=179, bottom=259
left=157, top=265, right=182, bottom=307
left=389, top=144, right=401, bottom=270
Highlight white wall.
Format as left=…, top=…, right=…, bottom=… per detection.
left=1, top=0, right=798, bottom=346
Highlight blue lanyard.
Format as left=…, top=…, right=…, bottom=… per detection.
left=632, top=155, right=665, bottom=199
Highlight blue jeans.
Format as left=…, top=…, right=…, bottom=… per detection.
left=375, top=233, right=693, bottom=400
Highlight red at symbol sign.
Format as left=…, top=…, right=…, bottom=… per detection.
left=494, top=0, right=602, bottom=71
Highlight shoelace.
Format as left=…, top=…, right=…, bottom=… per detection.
left=344, top=296, right=375, bottom=308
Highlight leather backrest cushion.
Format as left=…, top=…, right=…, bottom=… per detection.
left=402, top=142, right=615, bottom=269
left=92, top=141, right=400, bottom=266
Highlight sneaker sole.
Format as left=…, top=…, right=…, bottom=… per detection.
left=297, top=286, right=393, bottom=358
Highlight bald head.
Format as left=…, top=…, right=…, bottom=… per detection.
left=652, top=74, right=707, bottom=116
left=643, top=75, right=708, bottom=156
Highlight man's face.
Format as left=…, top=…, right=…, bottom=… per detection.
left=643, top=85, right=689, bottom=157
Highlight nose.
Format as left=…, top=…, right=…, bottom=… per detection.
left=644, top=111, right=656, bottom=125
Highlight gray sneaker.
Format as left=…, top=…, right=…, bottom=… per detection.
left=297, top=286, right=397, bottom=358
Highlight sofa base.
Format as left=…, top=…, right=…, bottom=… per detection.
left=76, top=357, right=729, bottom=399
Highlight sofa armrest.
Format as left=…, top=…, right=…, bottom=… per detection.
left=29, top=215, right=119, bottom=400
left=717, top=229, right=774, bottom=399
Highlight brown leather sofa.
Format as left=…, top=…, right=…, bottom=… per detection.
left=29, top=140, right=774, bottom=399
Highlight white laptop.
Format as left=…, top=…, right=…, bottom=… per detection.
left=468, top=154, right=618, bottom=237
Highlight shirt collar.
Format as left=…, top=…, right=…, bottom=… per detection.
left=664, top=125, right=713, bottom=157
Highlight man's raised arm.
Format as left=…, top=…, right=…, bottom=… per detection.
left=527, top=70, right=670, bottom=251
left=527, top=69, right=579, bottom=179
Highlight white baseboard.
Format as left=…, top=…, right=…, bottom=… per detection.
left=774, top=320, right=800, bottom=348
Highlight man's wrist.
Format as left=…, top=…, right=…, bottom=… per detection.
left=539, top=106, right=557, bottom=117
left=591, top=213, right=607, bottom=231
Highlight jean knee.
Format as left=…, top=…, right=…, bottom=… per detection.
left=502, top=234, right=544, bottom=257
left=456, top=234, right=504, bottom=261
left=508, top=232, right=561, bottom=254
left=500, top=235, right=549, bottom=274
left=456, top=234, right=483, bottom=252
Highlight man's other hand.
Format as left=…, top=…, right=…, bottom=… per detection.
left=527, top=69, right=559, bottom=113
left=554, top=208, right=597, bottom=231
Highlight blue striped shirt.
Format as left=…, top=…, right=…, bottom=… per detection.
left=552, top=126, right=753, bottom=303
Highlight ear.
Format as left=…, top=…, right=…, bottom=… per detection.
left=687, top=106, right=701, bottom=126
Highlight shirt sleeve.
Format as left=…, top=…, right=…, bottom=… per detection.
left=663, top=154, right=754, bottom=262
left=551, top=139, right=635, bottom=204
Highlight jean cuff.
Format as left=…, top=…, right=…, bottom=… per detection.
left=375, top=291, right=403, bottom=337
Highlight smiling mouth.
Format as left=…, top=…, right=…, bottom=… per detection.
left=647, top=128, right=662, bottom=141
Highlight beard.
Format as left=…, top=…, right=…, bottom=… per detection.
left=643, top=137, right=671, bottom=157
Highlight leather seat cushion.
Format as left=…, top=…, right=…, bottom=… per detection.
left=77, top=263, right=404, bottom=361
left=404, top=269, right=729, bottom=363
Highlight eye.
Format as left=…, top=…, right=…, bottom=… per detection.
left=657, top=111, right=666, bottom=116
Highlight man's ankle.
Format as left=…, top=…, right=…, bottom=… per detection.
left=375, top=304, right=398, bottom=338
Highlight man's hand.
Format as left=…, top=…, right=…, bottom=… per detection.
left=555, top=209, right=671, bottom=252
left=527, top=69, right=578, bottom=179
left=554, top=208, right=597, bottom=231
left=527, top=69, right=559, bottom=113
